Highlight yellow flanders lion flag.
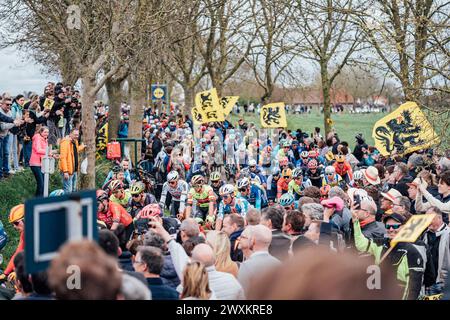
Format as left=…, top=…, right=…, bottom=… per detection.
left=191, top=106, right=205, bottom=125
left=390, top=214, right=436, bottom=247
left=372, top=101, right=440, bottom=156
left=220, top=96, right=239, bottom=117
left=194, top=88, right=224, bottom=123
left=43, top=98, right=54, bottom=110
left=260, top=102, right=287, bottom=128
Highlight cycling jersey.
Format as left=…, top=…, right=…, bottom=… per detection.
left=322, top=174, right=343, bottom=187
left=160, top=180, right=189, bottom=205
left=277, top=178, right=291, bottom=198
left=266, top=175, right=280, bottom=201
left=211, top=181, right=225, bottom=204
left=333, top=162, right=353, bottom=181
left=98, top=202, right=133, bottom=228
left=217, top=197, right=250, bottom=220
left=306, top=168, right=323, bottom=188
left=128, top=193, right=157, bottom=218
left=239, top=184, right=267, bottom=210
left=187, top=185, right=216, bottom=208
left=110, top=190, right=132, bottom=208
left=288, top=179, right=312, bottom=200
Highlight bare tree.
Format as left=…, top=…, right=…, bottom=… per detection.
left=246, top=0, right=297, bottom=103
left=291, top=0, right=365, bottom=136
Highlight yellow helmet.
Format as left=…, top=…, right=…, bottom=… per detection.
left=282, top=168, right=292, bottom=178
left=9, top=204, right=25, bottom=224
left=335, top=154, right=346, bottom=163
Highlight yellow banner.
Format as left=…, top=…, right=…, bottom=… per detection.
left=220, top=96, right=239, bottom=117
left=372, top=102, right=440, bottom=156
left=260, top=102, right=287, bottom=128
left=391, top=214, right=435, bottom=247
left=194, top=88, right=224, bottom=123
left=43, top=98, right=54, bottom=110
left=191, top=106, right=204, bottom=125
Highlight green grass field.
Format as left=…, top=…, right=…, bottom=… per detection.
left=230, top=111, right=387, bottom=148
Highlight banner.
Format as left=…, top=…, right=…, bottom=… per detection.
left=372, top=102, right=440, bottom=156
left=96, top=122, right=108, bottom=159
left=43, top=98, right=54, bottom=110
left=391, top=213, right=436, bottom=247
left=191, top=106, right=205, bottom=125
left=194, top=88, right=224, bottom=122
left=260, top=102, right=287, bottom=128
left=220, top=96, right=239, bottom=117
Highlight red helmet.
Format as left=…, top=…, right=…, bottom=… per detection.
left=139, top=204, right=162, bottom=218
left=308, top=159, right=318, bottom=169
left=96, top=189, right=108, bottom=201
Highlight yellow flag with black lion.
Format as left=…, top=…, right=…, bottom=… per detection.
left=372, top=102, right=440, bottom=156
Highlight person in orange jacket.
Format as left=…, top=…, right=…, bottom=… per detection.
left=59, top=128, right=85, bottom=193
left=277, top=168, right=293, bottom=199
left=0, top=205, right=25, bottom=282
left=333, top=154, right=353, bottom=183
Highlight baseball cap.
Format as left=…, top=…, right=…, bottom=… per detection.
left=383, top=213, right=406, bottom=225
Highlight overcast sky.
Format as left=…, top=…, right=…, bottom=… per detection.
left=0, top=47, right=58, bottom=96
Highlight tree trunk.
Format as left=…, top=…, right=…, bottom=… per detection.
left=321, top=64, right=332, bottom=137
left=80, top=73, right=97, bottom=189
left=128, top=76, right=145, bottom=166
left=106, top=78, right=124, bottom=140
left=183, top=84, right=195, bottom=115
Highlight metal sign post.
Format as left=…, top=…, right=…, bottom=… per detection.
left=41, top=147, right=55, bottom=197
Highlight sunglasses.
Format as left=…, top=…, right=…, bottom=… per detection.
left=13, top=220, right=22, bottom=226
left=385, top=224, right=401, bottom=230
left=283, top=176, right=290, bottom=179
left=132, top=194, right=141, bottom=198
left=239, top=188, right=247, bottom=192
left=169, top=181, right=177, bottom=185
left=222, top=195, right=231, bottom=199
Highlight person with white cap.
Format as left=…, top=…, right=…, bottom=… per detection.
left=380, top=188, right=403, bottom=217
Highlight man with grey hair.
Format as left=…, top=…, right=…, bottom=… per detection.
left=121, top=273, right=152, bottom=300
left=237, top=225, right=281, bottom=295
left=246, top=207, right=261, bottom=225
left=302, top=203, right=324, bottom=228
left=326, top=186, right=352, bottom=242
left=351, top=197, right=386, bottom=240
left=179, top=218, right=200, bottom=243
left=191, top=244, right=245, bottom=299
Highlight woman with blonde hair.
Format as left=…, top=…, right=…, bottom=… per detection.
left=181, top=262, right=215, bottom=300
left=206, top=230, right=239, bottom=277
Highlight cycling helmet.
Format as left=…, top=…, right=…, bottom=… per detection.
left=335, top=154, right=346, bottom=163
left=205, top=215, right=216, bottom=224
left=282, top=168, right=292, bottom=178
left=292, top=168, right=303, bottom=179
left=140, top=203, right=162, bottom=218
left=167, top=171, right=179, bottom=182
left=301, top=151, right=309, bottom=158
left=112, top=165, right=121, bottom=173
left=282, top=140, right=291, bottom=148
left=308, top=159, right=318, bottom=169
left=9, top=204, right=24, bottom=223
left=308, top=150, right=319, bottom=158
left=96, top=189, right=109, bottom=202
left=191, top=175, right=204, bottom=187
left=237, top=177, right=250, bottom=189
left=130, top=181, right=145, bottom=195
left=279, top=156, right=289, bottom=167
left=325, top=166, right=335, bottom=175
left=320, top=185, right=331, bottom=196
left=219, top=184, right=235, bottom=196
left=210, top=171, right=221, bottom=182
left=249, top=159, right=257, bottom=167
left=239, top=144, right=246, bottom=151
left=291, top=140, right=299, bottom=145
left=279, top=193, right=295, bottom=207
left=195, top=217, right=204, bottom=225
left=353, top=170, right=364, bottom=181
left=49, top=189, right=65, bottom=197
left=109, top=180, right=124, bottom=192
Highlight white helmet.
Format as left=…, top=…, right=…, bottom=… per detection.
left=325, top=166, right=335, bottom=175
left=237, top=177, right=250, bottom=189
left=353, top=170, right=364, bottom=181
left=249, top=159, right=257, bottom=166
left=301, top=151, right=309, bottom=158
left=219, top=184, right=235, bottom=196
left=239, top=144, right=246, bottom=151
left=167, top=171, right=179, bottom=182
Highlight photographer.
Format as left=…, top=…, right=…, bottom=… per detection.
left=132, top=203, right=179, bottom=237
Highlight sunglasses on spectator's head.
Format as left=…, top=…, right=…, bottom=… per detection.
left=385, top=224, right=401, bottom=230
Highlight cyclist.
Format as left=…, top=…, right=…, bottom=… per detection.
left=267, top=168, right=281, bottom=205
left=322, top=166, right=343, bottom=187
left=333, top=154, right=353, bottom=183
left=288, top=168, right=312, bottom=200
left=279, top=193, right=296, bottom=211
left=210, top=171, right=224, bottom=205
left=215, top=184, right=250, bottom=230
left=248, top=159, right=267, bottom=189
left=185, top=175, right=216, bottom=220
left=159, top=171, right=189, bottom=219
left=96, top=190, right=134, bottom=239
left=109, top=180, right=132, bottom=209
left=297, top=151, right=310, bottom=174
left=133, top=203, right=180, bottom=236
left=351, top=170, right=365, bottom=188
left=0, top=205, right=25, bottom=280
left=277, top=140, right=292, bottom=161
left=237, top=177, right=267, bottom=210
left=306, top=159, right=323, bottom=188
left=277, top=168, right=292, bottom=199
left=128, top=181, right=157, bottom=218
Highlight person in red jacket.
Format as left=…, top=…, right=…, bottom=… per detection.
left=0, top=204, right=25, bottom=281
